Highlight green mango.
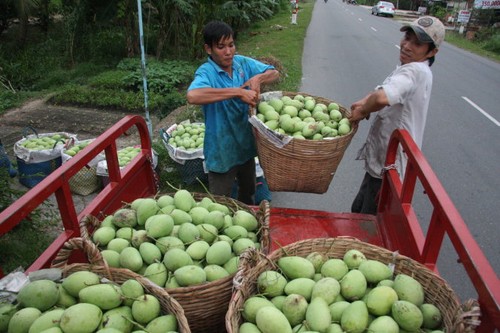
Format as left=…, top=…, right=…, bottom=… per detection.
left=59, top=303, right=102, bottom=333
left=17, top=280, right=59, bottom=311
left=99, top=306, right=133, bottom=333
left=131, top=294, right=161, bottom=325
left=305, top=297, right=331, bottom=332
left=393, top=274, right=425, bottom=306
left=282, top=294, right=308, bottom=326
left=283, top=278, right=315, bottom=301
left=28, top=309, right=65, bottom=333
left=340, top=300, right=369, bottom=333
left=311, top=277, right=340, bottom=304
left=257, top=270, right=287, bottom=297
left=119, top=247, right=143, bottom=272
left=120, top=279, right=144, bottom=307
left=358, top=259, right=393, bottom=284
left=7, top=307, right=41, bottom=333
left=174, top=265, right=206, bottom=287
left=242, top=296, right=276, bottom=324
left=143, top=262, right=168, bottom=287
left=145, top=314, right=178, bottom=333
left=255, top=306, right=292, bottom=333
left=391, top=300, right=424, bottom=331
left=367, top=315, right=399, bottom=333
left=205, top=240, right=232, bottom=266
left=173, top=189, right=195, bottom=212
left=232, top=210, right=258, bottom=232
left=79, top=284, right=122, bottom=310
left=136, top=199, right=159, bottom=226
left=365, top=285, right=398, bottom=316
left=278, top=256, right=315, bottom=280
left=329, top=300, right=350, bottom=322
left=321, top=259, right=348, bottom=281
left=204, top=264, right=230, bottom=282
left=340, top=269, right=367, bottom=301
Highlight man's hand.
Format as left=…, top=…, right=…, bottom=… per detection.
left=240, top=88, right=259, bottom=107
left=349, top=101, right=370, bottom=122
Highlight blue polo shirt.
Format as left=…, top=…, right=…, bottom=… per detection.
left=188, top=55, right=274, bottom=173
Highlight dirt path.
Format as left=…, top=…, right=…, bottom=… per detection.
left=0, top=98, right=181, bottom=159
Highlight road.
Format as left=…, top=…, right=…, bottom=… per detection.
left=271, top=0, right=500, bottom=301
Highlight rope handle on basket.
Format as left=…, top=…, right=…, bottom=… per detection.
left=22, top=126, right=38, bottom=138
left=454, top=299, right=481, bottom=332
left=233, top=247, right=268, bottom=291
left=79, top=215, right=101, bottom=240
left=257, top=200, right=271, bottom=254
left=51, top=237, right=106, bottom=269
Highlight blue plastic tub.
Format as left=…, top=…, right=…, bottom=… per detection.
left=17, top=156, right=62, bottom=188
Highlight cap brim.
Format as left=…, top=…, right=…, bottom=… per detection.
left=400, top=25, right=434, bottom=44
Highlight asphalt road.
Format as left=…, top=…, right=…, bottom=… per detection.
left=270, top=0, right=500, bottom=301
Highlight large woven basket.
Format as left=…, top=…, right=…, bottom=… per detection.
left=51, top=237, right=191, bottom=333
left=226, top=237, right=481, bottom=333
left=79, top=193, right=271, bottom=333
left=251, top=91, right=358, bottom=194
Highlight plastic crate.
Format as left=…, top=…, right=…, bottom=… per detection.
left=17, top=156, right=62, bottom=188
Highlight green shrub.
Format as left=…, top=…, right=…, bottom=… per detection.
left=483, top=33, right=500, bottom=53
left=118, top=58, right=196, bottom=94
left=87, top=70, right=130, bottom=89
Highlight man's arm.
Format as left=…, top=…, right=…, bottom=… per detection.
left=186, top=87, right=258, bottom=106
left=243, top=69, right=280, bottom=94
left=349, top=88, right=390, bottom=122
left=187, top=69, right=279, bottom=107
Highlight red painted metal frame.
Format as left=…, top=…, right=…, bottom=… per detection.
left=377, top=129, right=499, bottom=332
left=1, top=119, right=498, bottom=330
left=0, top=115, right=158, bottom=273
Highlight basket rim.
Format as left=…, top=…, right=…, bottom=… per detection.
left=226, top=237, right=478, bottom=333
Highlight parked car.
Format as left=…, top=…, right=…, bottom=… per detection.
left=372, top=1, right=395, bottom=17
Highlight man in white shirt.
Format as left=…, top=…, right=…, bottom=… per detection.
left=349, top=16, right=445, bottom=214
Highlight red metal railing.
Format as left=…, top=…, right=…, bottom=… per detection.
left=0, top=115, right=158, bottom=274
left=378, top=129, right=500, bottom=332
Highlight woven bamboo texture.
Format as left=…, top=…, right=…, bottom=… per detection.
left=226, top=237, right=480, bottom=333
left=78, top=192, right=271, bottom=333
left=253, top=91, right=358, bottom=194
left=51, top=237, right=191, bottom=333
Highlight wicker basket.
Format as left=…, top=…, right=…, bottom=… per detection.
left=251, top=91, right=358, bottom=194
left=79, top=193, right=271, bottom=333
left=51, top=237, right=191, bottom=333
left=226, top=237, right=481, bottom=333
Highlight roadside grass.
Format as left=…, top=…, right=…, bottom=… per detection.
left=445, top=30, right=500, bottom=63
left=237, top=1, right=314, bottom=92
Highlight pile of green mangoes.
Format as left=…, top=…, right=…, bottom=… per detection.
left=90, top=189, right=262, bottom=288
left=63, top=140, right=92, bottom=157
left=255, top=94, right=352, bottom=140
left=20, top=134, right=70, bottom=151
left=116, top=146, right=141, bottom=168
left=166, top=123, right=204, bottom=151
left=239, top=249, right=444, bottom=333
left=0, top=270, right=180, bottom=333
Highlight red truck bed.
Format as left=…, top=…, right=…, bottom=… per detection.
left=0, top=115, right=498, bottom=331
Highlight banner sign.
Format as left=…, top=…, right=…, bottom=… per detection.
left=474, top=0, right=500, bottom=9
left=457, top=10, right=471, bottom=23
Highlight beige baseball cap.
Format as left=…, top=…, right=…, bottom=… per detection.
left=400, top=16, right=445, bottom=48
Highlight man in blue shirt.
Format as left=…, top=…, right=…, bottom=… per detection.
left=187, top=21, right=279, bottom=204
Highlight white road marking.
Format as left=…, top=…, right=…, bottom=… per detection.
left=371, top=27, right=377, bottom=31
left=358, top=18, right=363, bottom=22
left=462, top=96, right=500, bottom=126
left=395, top=45, right=400, bottom=49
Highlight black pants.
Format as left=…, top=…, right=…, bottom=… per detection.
left=351, top=172, right=382, bottom=215
left=208, top=158, right=256, bottom=205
